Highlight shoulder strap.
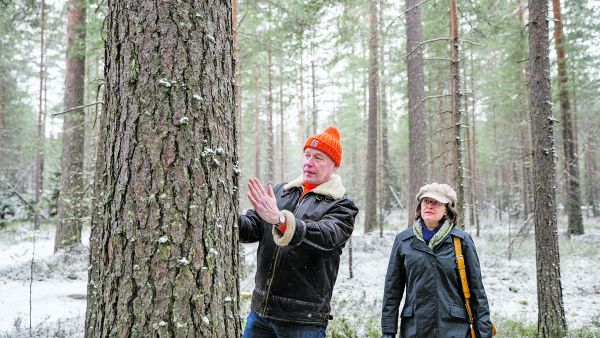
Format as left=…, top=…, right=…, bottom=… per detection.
left=453, top=236, right=476, bottom=338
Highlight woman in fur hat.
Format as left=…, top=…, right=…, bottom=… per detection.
left=380, top=183, right=494, bottom=338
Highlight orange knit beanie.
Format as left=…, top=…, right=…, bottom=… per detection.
left=303, top=126, right=342, bottom=167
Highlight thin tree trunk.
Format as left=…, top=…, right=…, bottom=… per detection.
left=438, top=73, right=448, bottom=183
left=449, top=0, right=465, bottom=227
left=463, top=56, right=472, bottom=227
left=584, top=128, right=599, bottom=216
left=552, top=0, right=583, bottom=234
left=518, top=0, right=533, bottom=221
left=267, top=39, right=274, bottom=184
left=529, top=0, right=568, bottom=335
left=348, top=236, right=353, bottom=279
left=279, top=72, right=285, bottom=182
left=364, top=0, right=379, bottom=232
left=254, top=72, right=261, bottom=179
left=34, top=0, right=47, bottom=230
left=85, top=1, right=240, bottom=336
left=311, top=58, right=317, bottom=135
left=379, top=51, right=391, bottom=213
left=233, top=0, right=242, bottom=152
left=406, top=0, right=427, bottom=227
left=55, top=0, right=86, bottom=251
left=299, top=38, right=306, bottom=143
left=492, top=109, right=501, bottom=222
left=378, top=0, right=390, bottom=219
left=469, top=50, right=480, bottom=234
left=0, top=81, right=5, bottom=176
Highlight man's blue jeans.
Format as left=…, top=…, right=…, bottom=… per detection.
left=242, top=311, right=326, bottom=338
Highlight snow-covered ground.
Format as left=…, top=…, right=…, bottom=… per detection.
left=1, top=214, right=600, bottom=337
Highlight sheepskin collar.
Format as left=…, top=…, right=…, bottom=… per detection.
left=284, top=174, right=346, bottom=200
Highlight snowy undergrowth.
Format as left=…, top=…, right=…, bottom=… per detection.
left=0, top=222, right=88, bottom=337
left=2, top=216, right=600, bottom=337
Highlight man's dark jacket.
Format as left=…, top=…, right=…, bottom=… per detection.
left=381, top=226, right=493, bottom=338
left=240, top=174, right=358, bottom=326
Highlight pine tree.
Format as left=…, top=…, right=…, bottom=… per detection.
left=85, top=1, right=241, bottom=336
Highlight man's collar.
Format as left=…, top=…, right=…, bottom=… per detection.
left=284, top=174, right=346, bottom=200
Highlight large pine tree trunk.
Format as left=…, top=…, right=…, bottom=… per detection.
left=405, top=0, right=427, bottom=227
left=552, top=0, right=584, bottom=235
left=55, top=0, right=86, bottom=251
left=364, top=0, right=378, bottom=232
left=85, top=1, right=241, bottom=336
left=528, top=0, right=567, bottom=336
left=449, top=0, right=465, bottom=227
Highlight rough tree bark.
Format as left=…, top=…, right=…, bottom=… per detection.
left=84, top=1, right=241, bottom=336
left=55, top=0, right=86, bottom=251
left=364, top=0, right=378, bottom=232
left=529, top=0, right=568, bottom=335
left=406, top=0, right=428, bottom=227
left=552, top=0, right=584, bottom=235
left=233, top=0, right=241, bottom=152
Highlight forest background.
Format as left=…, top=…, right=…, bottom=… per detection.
left=0, top=0, right=600, bottom=337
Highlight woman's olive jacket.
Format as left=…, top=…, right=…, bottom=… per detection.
left=239, top=174, right=358, bottom=326
left=381, top=226, right=493, bottom=338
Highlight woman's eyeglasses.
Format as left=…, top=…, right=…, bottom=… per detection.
left=421, top=198, right=443, bottom=207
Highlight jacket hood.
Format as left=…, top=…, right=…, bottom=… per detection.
left=283, top=174, right=346, bottom=200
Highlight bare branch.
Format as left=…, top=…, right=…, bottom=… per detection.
left=4, top=182, right=48, bottom=220
left=381, top=0, right=434, bottom=35
left=398, top=37, right=450, bottom=60
left=51, top=101, right=104, bottom=117
left=462, top=39, right=485, bottom=47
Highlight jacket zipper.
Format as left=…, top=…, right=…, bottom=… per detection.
left=261, top=190, right=306, bottom=316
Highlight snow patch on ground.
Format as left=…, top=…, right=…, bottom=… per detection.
left=1, top=216, right=600, bottom=337
left=0, top=225, right=88, bottom=336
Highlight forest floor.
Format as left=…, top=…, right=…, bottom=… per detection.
left=1, top=212, right=600, bottom=337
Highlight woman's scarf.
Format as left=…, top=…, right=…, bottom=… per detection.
left=412, top=219, right=454, bottom=250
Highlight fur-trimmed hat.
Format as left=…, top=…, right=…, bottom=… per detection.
left=303, top=126, right=342, bottom=167
left=416, top=182, right=457, bottom=206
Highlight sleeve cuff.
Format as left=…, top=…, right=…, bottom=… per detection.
left=272, top=210, right=296, bottom=246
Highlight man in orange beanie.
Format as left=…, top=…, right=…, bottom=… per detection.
left=239, top=126, right=358, bottom=338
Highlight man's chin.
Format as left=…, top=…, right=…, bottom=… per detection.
left=303, top=176, right=318, bottom=185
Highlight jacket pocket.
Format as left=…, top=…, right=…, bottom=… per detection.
left=401, top=305, right=414, bottom=318
left=449, top=304, right=467, bottom=319
left=400, top=305, right=417, bottom=338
